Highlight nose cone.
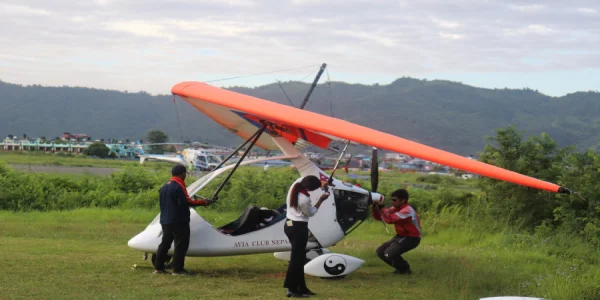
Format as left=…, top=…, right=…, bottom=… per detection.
left=127, top=228, right=161, bottom=252
left=128, top=234, right=144, bottom=250
left=370, top=192, right=383, bottom=202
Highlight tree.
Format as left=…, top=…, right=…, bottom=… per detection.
left=146, top=130, right=169, bottom=154
left=147, top=130, right=168, bottom=143
left=554, top=150, right=600, bottom=243
left=84, top=142, right=110, bottom=158
left=477, top=126, right=572, bottom=227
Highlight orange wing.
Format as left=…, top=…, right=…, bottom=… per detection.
left=172, top=81, right=567, bottom=194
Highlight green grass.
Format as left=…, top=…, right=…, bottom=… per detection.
left=1, top=154, right=599, bottom=299
left=336, top=170, right=479, bottom=191
left=1, top=209, right=599, bottom=300
left=0, top=152, right=169, bottom=168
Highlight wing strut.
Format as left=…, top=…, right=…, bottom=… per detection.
left=210, top=123, right=267, bottom=202
left=324, top=140, right=351, bottom=191
left=212, top=126, right=265, bottom=171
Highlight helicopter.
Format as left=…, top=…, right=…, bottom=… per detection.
left=127, top=80, right=571, bottom=279
left=139, top=143, right=228, bottom=171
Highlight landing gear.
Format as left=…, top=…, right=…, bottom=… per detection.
left=303, top=253, right=365, bottom=279
left=275, top=247, right=332, bottom=265
left=304, top=248, right=328, bottom=264
left=321, top=275, right=346, bottom=280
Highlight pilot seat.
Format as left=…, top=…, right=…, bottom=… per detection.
left=218, top=204, right=286, bottom=236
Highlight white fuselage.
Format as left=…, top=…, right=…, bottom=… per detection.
left=127, top=136, right=382, bottom=257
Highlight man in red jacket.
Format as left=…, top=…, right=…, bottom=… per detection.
left=372, top=188, right=421, bottom=274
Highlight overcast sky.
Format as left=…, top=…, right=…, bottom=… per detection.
left=0, top=0, right=598, bottom=97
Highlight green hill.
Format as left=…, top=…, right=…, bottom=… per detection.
left=1, top=79, right=598, bottom=155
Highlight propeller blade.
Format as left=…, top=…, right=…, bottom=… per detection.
left=345, top=154, right=353, bottom=174
left=370, top=147, right=389, bottom=234
left=371, top=147, right=379, bottom=192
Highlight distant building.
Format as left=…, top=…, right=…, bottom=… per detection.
left=384, top=152, right=410, bottom=160
left=2, top=138, right=88, bottom=154
left=61, top=132, right=91, bottom=142
left=106, top=142, right=145, bottom=158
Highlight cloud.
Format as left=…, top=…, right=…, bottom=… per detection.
left=432, top=18, right=463, bottom=29
left=0, top=0, right=598, bottom=96
left=105, top=21, right=177, bottom=41
left=503, top=24, right=557, bottom=36
left=332, top=30, right=396, bottom=47
left=440, top=32, right=466, bottom=40
left=508, top=4, right=545, bottom=12
left=0, top=3, right=51, bottom=16
left=94, top=0, right=112, bottom=6
left=576, top=7, right=597, bottom=14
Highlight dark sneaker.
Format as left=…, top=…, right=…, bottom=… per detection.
left=299, top=289, right=317, bottom=296
left=393, top=268, right=412, bottom=275
left=153, top=269, right=167, bottom=274
left=286, top=290, right=308, bottom=298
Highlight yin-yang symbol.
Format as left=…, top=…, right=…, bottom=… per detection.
left=323, top=255, right=347, bottom=275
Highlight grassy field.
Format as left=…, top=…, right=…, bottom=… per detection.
left=1, top=208, right=599, bottom=300
left=0, top=152, right=166, bottom=168
left=1, top=156, right=600, bottom=299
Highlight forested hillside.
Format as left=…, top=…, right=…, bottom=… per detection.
left=1, top=79, right=598, bottom=154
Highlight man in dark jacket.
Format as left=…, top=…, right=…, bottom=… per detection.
left=153, top=165, right=213, bottom=275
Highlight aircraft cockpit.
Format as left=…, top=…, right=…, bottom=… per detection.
left=333, top=188, right=371, bottom=234
left=217, top=205, right=286, bottom=236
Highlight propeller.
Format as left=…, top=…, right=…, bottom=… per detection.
left=370, top=147, right=389, bottom=234
left=371, top=147, right=378, bottom=193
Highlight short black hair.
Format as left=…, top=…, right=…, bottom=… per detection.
left=391, top=189, right=409, bottom=202
left=172, top=165, right=187, bottom=176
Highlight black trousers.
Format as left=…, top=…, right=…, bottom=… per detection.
left=376, top=235, right=421, bottom=272
left=155, top=222, right=190, bottom=273
left=283, top=220, right=309, bottom=293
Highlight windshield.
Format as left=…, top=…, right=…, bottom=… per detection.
left=207, top=155, right=221, bottom=164
left=333, top=189, right=370, bottom=234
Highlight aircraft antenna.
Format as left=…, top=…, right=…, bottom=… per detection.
left=325, top=68, right=334, bottom=117
left=172, top=95, right=186, bottom=143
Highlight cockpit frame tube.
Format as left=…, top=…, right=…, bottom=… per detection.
left=210, top=123, right=267, bottom=201
left=212, top=127, right=264, bottom=171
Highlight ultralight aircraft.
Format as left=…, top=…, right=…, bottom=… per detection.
left=127, top=80, right=571, bottom=281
